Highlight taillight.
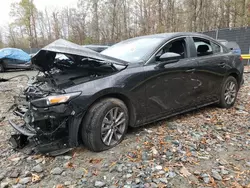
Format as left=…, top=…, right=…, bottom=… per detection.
left=240, top=56, right=243, bottom=61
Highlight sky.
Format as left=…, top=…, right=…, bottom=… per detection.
left=0, top=0, right=78, bottom=27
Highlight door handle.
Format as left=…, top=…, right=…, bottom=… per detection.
left=218, top=62, right=226, bottom=67
left=185, top=69, right=195, bottom=73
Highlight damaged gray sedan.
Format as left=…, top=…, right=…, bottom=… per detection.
left=9, top=33, right=244, bottom=155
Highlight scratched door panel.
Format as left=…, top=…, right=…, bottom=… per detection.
left=144, top=58, right=199, bottom=121
left=195, top=54, right=228, bottom=102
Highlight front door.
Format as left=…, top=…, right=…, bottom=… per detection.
left=144, top=37, right=200, bottom=121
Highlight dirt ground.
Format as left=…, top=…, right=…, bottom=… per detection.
left=0, top=69, right=250, bottom=188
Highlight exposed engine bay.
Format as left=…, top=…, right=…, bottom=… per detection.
left=7, top=39, right=127, bottom=156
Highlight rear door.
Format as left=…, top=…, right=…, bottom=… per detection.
left=190, top=37, right=229, bottom=104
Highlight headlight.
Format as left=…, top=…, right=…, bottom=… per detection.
left=47, top=95, right=71, bottom=105
left=31, top=92, right=81, bottom=107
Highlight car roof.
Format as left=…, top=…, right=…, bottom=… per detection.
left=132, top=32, right=213, bottom=40
left=83, top=44, right=110, bottom=48
left=217, top=39, right=228, bottom=42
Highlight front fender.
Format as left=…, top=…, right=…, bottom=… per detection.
left=68, top=112, right=85, bottom=147
left=69, top=87, right=132, bottom=111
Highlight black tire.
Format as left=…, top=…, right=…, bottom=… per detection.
left=218, top=76, right=238, bottom=108
left=81, top=98, right=129, bottom=152
left=0, top=63, right=4, bottom=72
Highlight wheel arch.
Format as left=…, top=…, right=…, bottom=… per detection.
left=228, top=71, right=240, bottom=87
left=74, top=92, right=137, bottom=146
left=86, top=93, right=137, bottom=128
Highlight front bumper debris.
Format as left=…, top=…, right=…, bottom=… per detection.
left=8, top=78, right=85, bottom=156
left=9, top=134, right=29, bottom=149
left=9, top=119, right=36, bottom=137
left=8, top=103, right=75, bottom=156
left=9, top=118, right=72, bottom=156
left=9, top=132, right=71, bottom=156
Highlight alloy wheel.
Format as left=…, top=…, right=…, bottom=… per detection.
left=101, top=107, right=126, bottom=146
left=224, top=81, right=237, bottom=105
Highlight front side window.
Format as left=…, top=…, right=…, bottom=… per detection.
left=193, top=37, right=213, bottom=57
left=155, top=38, right=187, bottom=61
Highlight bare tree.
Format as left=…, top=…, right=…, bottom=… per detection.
left=3, top=0, right=250, bottom=48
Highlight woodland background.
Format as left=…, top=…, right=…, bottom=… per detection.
left=0, top=0, right=250, bottom=48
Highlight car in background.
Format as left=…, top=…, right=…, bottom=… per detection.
left=83, top=44, right=110, bottom=52
left=0, top=48, right=32, bottom=72
left=217, top=39, right=241, bottom=55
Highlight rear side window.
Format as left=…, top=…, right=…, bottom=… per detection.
left=193, top=37, right=213, bottom=57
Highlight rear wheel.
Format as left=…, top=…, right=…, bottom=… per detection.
left=0, top=63, right=4, bottom=72
left=218, top=76, right=238, bottom=108
left=81, top=98, right=129, bottom=152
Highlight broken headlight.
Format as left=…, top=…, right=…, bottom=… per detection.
left=31, top=92, right=81, bottom=107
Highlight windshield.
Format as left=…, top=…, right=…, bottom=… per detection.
left=101, top=37, right=164, bottom=63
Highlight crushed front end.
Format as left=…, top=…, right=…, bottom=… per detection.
left=8, top=39, right=127, bottom=155
left=9, top=78, right=83, bottom=156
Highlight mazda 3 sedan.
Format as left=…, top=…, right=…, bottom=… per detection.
left=9, top=32, right=244, bottom=155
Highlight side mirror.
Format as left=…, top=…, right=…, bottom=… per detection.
left=156, top=52, right=181, bottom=68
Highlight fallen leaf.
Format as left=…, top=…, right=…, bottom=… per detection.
left=109, top=162, right=117, bottom=168
left=33, top=155, right=42, bottom=159
left=82, top=168, right=88, bottom=175
left=32, top=173, right=40, bottom=183
left=186, top=151, right=192, bottom=157
left=16, top=177, right=20, bottom=184
left=66, top=162, right=74, bottom=168
left=56, top=184, right=64, bottom=188
left=180, top=166, right=191, bottom=177
left=231, top=182, right=243, bottom=188
left=164, top=167, right=169, bottom=172
left=209, top=176, right=217, bottom=188
left=200, top=138, right=207, bottom=144
left=89, top=158, right=103, bottom=164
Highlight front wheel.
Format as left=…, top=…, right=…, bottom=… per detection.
left=218, top=76, right=238, bottom=108
left=81, top=98, right=129, bottom=152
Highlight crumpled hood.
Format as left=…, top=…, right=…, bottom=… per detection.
left=32, top=39, right=128, bottom=71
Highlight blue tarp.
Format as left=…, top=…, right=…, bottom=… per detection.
left=0, top=48, right=31, bottom=62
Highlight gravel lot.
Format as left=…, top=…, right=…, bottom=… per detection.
left=0, top=70, right=250, bottom=188
left=0, top=70, right=38, bottom=79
